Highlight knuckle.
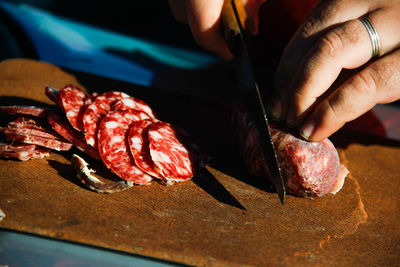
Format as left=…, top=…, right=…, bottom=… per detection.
left=350, top=69, right=378, bottom=98
left=315, top=29, right=345, bottom=59
left=300, top=17, right=319, bottom=38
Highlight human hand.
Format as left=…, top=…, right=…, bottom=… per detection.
left=272, top=0, right=400, bottom=141
left=168, top=0, right=266, bottom=59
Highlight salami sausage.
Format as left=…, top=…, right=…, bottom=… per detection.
left=148, top=121, right=197, bottom=181
left=232, top=106, right=348, bottom=198
left=3, top=132, right=73, bottom=151
left=58, top=85, right=87, bottom=131
left=48, top=111, right=100, bottom=159
left=0, top=105, right=48, bottom=118
left=97, top=110, right=153, bottom=184
left=112, top=97, right=156, bottom=119
left=128, top=120, right=163, bottom=179
left=82, top=91, right=130, bottom=148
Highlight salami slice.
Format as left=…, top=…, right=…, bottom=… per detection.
left=128, top=120, right=162, bottom=179
left=0, top=142, right=50, bottom=161
left=0, top=105, right=48, bottom=118
left=148, top=121, right=196, bottom=181
left=232, top=106, right=348, bottom=198
left=3, top=132, right=73, bottom=151
left=97, top=110, right=152, bottom=184
left=83, top=91, right=130, bottom=148
left=58, top=85, right=87, bottom=131
left=112, top=97, right=156, bottom=119
left=48, top=111, right=100, bottom=159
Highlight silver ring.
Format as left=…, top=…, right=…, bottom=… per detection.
left=359, top=16, right=380, bottom=58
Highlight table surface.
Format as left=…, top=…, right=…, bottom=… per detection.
left=0, top=59, right=399, bottom=266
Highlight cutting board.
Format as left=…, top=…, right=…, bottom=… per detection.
left=0, top=59, right=399, bottom=266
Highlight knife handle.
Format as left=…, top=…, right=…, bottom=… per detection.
left=221, top=0, right=248, bottom=55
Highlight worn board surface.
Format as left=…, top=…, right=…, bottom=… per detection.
left=0, top=59, right=399, bottom=266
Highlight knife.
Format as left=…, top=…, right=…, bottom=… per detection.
left=222, top=0, right=286, bottom=204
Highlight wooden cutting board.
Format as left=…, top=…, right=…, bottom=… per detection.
left=0, top=59, right=399, bottom=266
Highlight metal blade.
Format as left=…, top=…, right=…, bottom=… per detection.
left=230, top=0, right=286, bottom=204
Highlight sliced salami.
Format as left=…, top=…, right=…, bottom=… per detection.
left=6, top=117, right=69, bottom=141
left=0, top=142, right=50, bottom=161
left=48, top=111, right=100, bottom=159
left=0, top=105, right=48, bottom=118
left=58, top=85, right=87, bottom=131
left=148, top=121, right=196, bottom=181
left=128, top=120, right=162, bottom=179
left=82, top=91, right=130, bottom=148
left=112, top=97, right=156, bottom=119
left=3, top=132, right=73, bottom=151
left=97, top=110, right=152, bottom=184
left=0, top=142, right=36, bottom=152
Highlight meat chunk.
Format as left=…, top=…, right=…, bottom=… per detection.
left=232, top=106, right=348, bottom=198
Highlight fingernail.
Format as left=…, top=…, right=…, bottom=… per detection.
left=299, top=120, right=314, bottom=140
left=271, top=99, right=282, bottom=121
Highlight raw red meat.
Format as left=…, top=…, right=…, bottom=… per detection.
left=232, top=107, right=348, bottom=198
left=82, top=91, right=130, bottom=148
left=48, top=111, right=100, bottom=159
left=97, top=110, right=153, bottom=184
left=0, top=105, right=47, bottom=118
left=58, top=85, right=87, bottom=131
left=148, top=121, right=196, bottom=181
left=112, top=97, right=156, bottom=119
left=128, top=120, right=162, bottom=179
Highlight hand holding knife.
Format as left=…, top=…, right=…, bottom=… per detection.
left=221, top=0, right=286, bottom=204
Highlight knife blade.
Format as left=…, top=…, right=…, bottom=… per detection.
left=222, top=0, right=286, bottom=204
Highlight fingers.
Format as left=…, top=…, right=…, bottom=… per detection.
left=300, top=48, right=400, bottom=141
left=288, top=5, right=400, bottom=125
left=185, top=0, right=234, bottom=60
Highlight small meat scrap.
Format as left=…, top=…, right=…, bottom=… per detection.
left=48, top=111, right=100, bottom=159
left=0, top=105, right=48, bottom=118
left=128, top=119, right=163, bottom=179
left=112, top=97, right=156, bottom=119
left=83, top=91, right=130, bottom=148
left=98, top=110, right=153, bottom=185
left=71, top=154, right=133, bottom=193
left=3, top=132, right=73, bottom=151
left=0, top=142, right=50, bottom=161
left=58, top=84, right=87, bottom=131
left=148, top=121, right=198, bottom=182
left=232, top=106, right=348, bottom=198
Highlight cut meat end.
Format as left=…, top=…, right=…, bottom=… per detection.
left=48, top=111, right=100, bottom=159
left=59, top=84, right=87, bottom=131
left=0, top=142, right=50, bottom=161
left=128, top=120, right=163, bottom=179
left=71, top=154, right=134, bottom=193
left=148, top=121, right=196, bottom=181
left=82, top=91, right=130, bottom=148
left=112, top=97, right=156, bottom=119
left=232, top=106, right=348, bottom=198
left=97, top=110, right=152, bottom=184
left=45, top=86, right=60, bottom=104
left=0, top=105, right=48, bottom=118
